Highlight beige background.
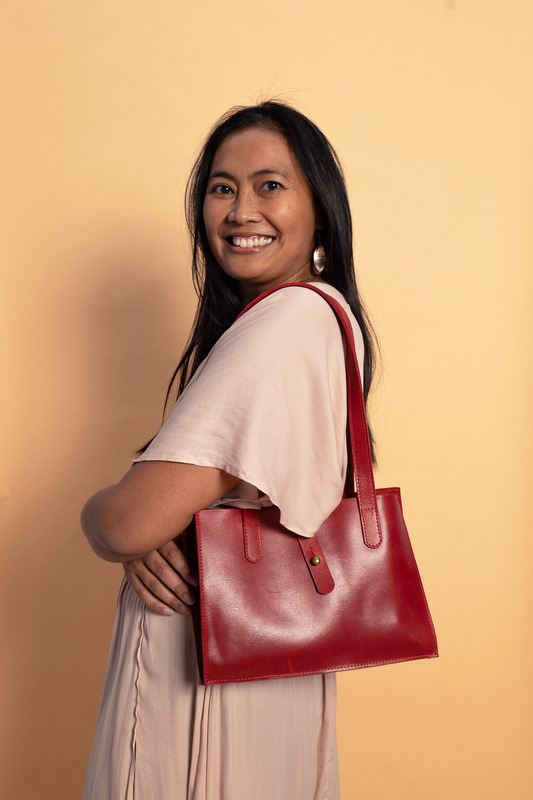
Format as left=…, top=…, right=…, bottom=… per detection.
left=1, top=1, right=532, bottom=798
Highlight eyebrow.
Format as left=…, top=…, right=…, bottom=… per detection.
left=208, top=168, right=290, bottom=181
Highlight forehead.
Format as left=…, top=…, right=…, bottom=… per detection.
left=210, top=126, right=303, bottom=176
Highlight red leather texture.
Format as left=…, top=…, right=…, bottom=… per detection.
left=184, top=284, right=438, bottom=685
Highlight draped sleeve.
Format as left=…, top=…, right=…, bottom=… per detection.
left=134, top=284, right=365, bottom=537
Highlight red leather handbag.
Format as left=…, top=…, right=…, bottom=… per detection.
left=185, top=284, right=438, bottom=685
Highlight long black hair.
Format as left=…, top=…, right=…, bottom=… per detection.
left=141, top=101, right=378, bottom=458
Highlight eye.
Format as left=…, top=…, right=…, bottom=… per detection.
left=260, top=181, right=283, bottom=192
left=208, top=183, right=233, bottom=195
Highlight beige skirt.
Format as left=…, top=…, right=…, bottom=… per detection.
left=84, top=579, right=341, bottom=800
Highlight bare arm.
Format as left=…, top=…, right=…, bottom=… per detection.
left=81, top=460, right=240, bottom=562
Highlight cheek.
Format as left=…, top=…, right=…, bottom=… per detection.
left=203, top=204, right=218, bottom=246
left=288, top=193, right=317, bottom=230
left=290, top=209, right=316, bottom=248
left=279, top=199, right=314, bottom=238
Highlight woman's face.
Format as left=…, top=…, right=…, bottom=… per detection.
left=203, top=126, right=320, bottom=299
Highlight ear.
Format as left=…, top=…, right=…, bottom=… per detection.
left=314, top=205, right=327, bottom=231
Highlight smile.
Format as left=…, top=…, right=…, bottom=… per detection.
left=229, top=236, right=273, bottom=248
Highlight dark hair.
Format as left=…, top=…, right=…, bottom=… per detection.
left=141, top=100, right=378, bottom=459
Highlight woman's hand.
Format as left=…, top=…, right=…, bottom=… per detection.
left=123, top=537, right=199, bottom=616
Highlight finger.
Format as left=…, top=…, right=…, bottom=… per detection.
left=124, top=560, right=193, bottom=616
left=123, top=563, right=178, bottom=616
left=159, top=538, right=199, bottom=587
left=144, top=550, right=197, bottom=606
left=128, top=557, right=194, bottom=612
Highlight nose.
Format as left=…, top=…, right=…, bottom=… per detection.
left=227, top=189, right=262, bottom=225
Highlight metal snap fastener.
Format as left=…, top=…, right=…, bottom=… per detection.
left=310, top=556, right=321, bottom=566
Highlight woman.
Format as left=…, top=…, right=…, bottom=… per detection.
left=82, top=101, right=377, bottom=800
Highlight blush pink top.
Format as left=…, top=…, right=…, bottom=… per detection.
left=84, top=283, right=364, bottom=800
left=135, top=284, right=364, bottom=536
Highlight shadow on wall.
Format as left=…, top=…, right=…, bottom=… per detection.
left=1, top=228, right=194, bottom=800
left=71, top=233, right=194, bottom=465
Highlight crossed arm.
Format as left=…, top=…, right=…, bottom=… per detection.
left=81, top=460, right=240, bottom=616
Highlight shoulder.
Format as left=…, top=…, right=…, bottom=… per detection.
left=231, top=284, right=347, bottom=345
left=184, top=285, right=344, bottom=393
left=194, top=282, right=363, bottom=382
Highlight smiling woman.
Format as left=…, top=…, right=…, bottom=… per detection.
left=203, top=127, right=322, bottom=297
left=81, top=101, right=378, bottom=800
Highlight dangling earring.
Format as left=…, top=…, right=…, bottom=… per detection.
left=312, top=233, right=326, bottom=275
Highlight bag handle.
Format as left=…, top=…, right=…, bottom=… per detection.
left=235, top=283, right=382, bottom=549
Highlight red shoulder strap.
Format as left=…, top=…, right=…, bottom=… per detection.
left=235, top=283, right=382, bottom=548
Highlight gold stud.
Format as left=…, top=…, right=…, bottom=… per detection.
left=310, top=556, right=321, bottom=566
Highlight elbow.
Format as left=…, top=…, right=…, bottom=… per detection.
left=82, top=530, right=131, bottom=563
left=81, top=489, right=138, bottom=563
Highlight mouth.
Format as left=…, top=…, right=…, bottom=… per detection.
left=226, top=235, right=274, bottom=249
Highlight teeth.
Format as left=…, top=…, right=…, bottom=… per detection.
left=231, top=236, right=273, bottom=248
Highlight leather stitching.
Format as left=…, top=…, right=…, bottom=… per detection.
left=243, top=511, right=261, bottom=563
left=203, top=650, right=439, bottom=684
